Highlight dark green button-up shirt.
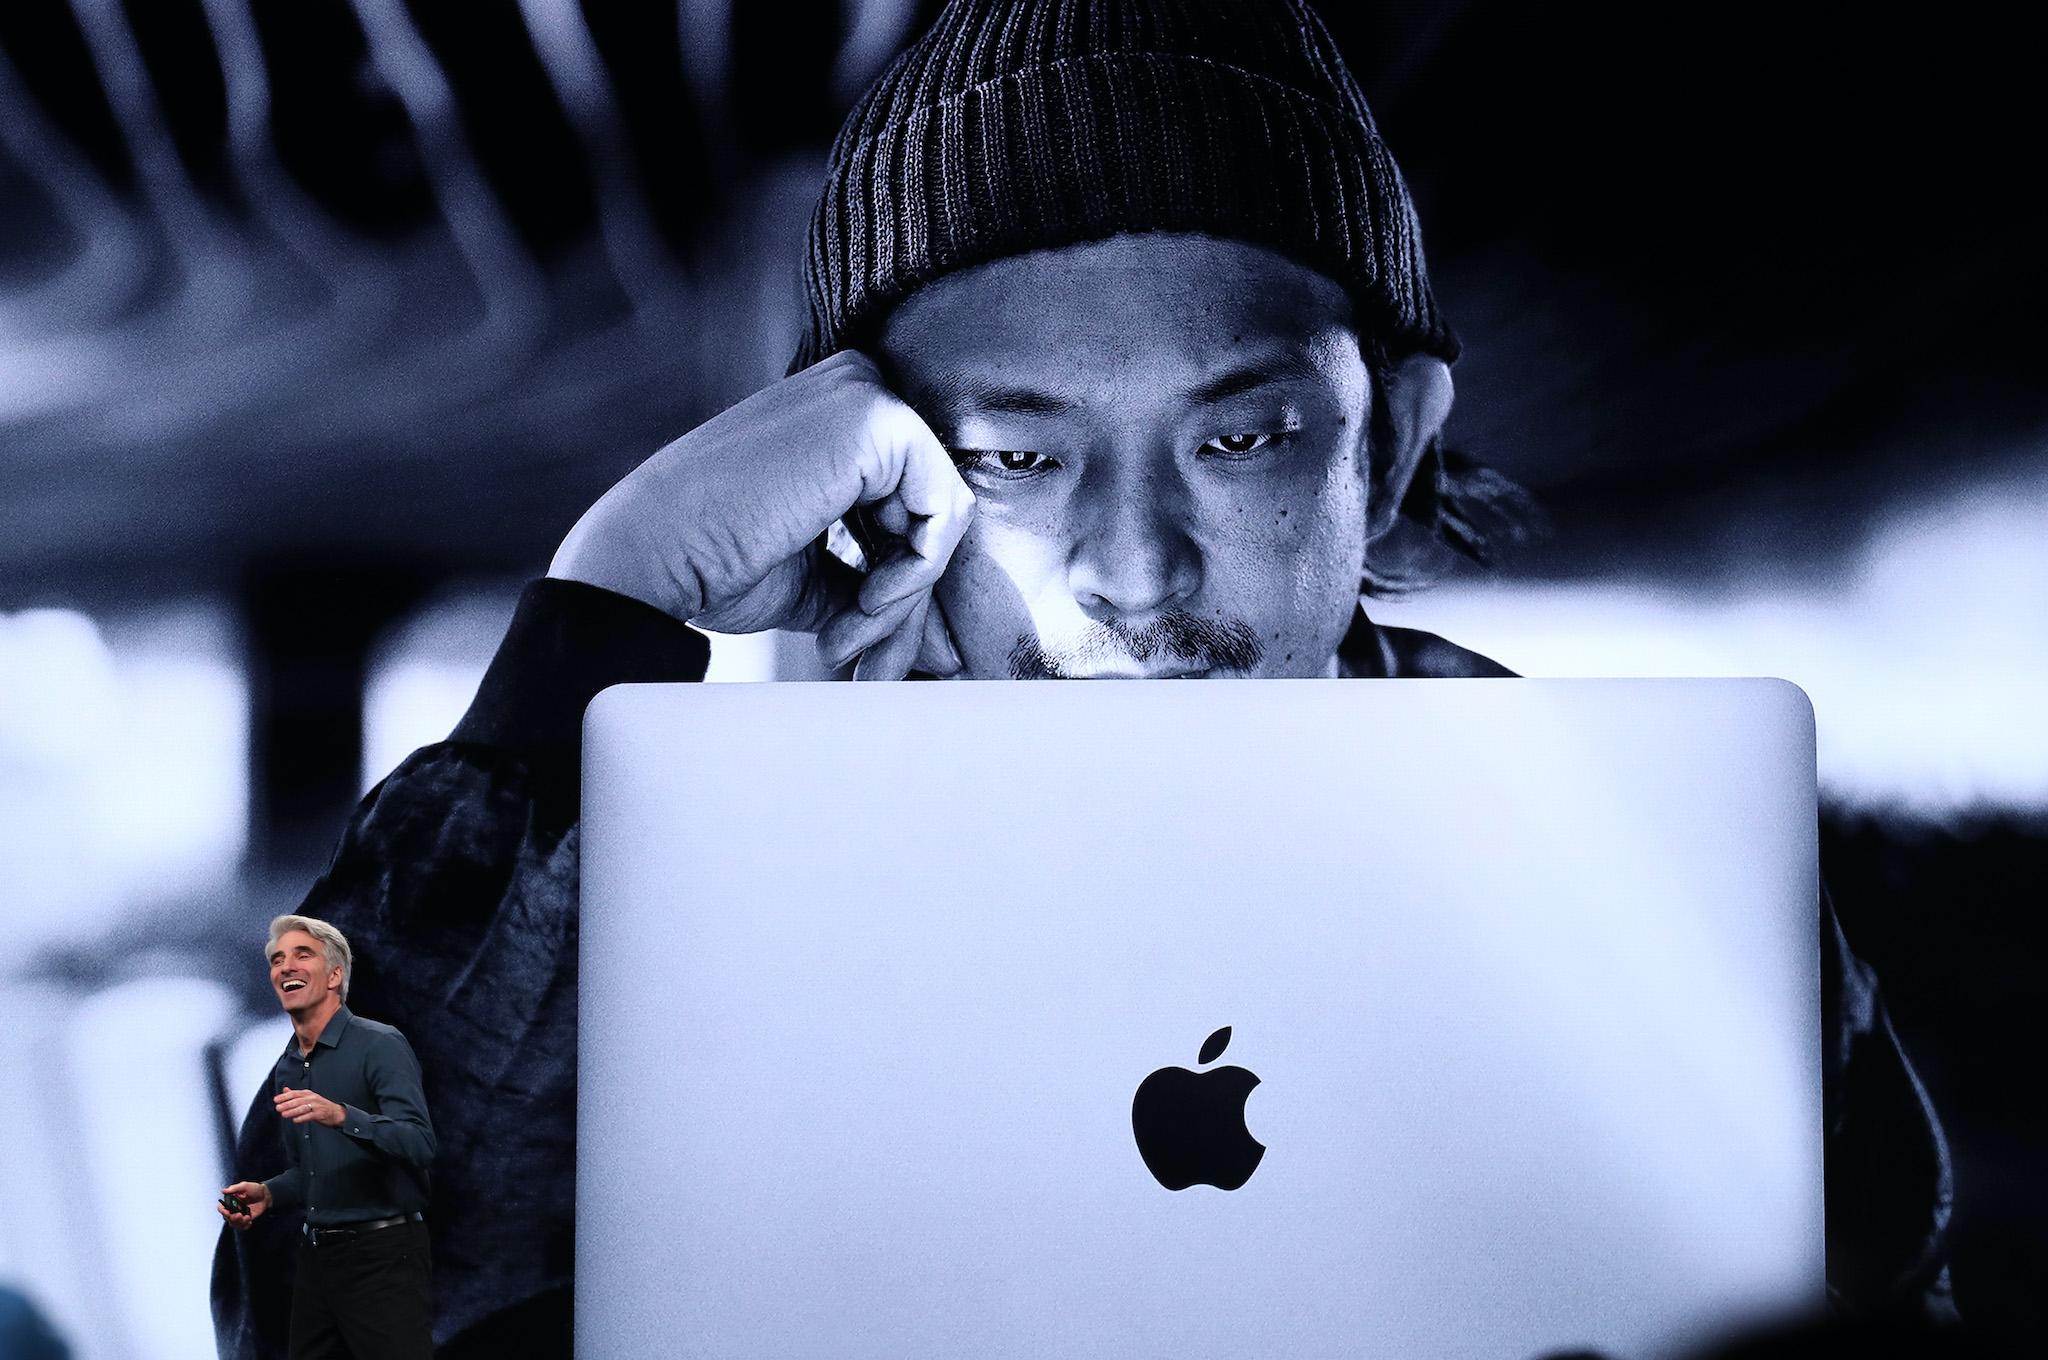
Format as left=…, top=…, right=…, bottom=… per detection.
left=262, top=1005, right=435, bottom=1226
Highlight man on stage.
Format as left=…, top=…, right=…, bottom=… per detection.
left=219, top=915, right=437, bottom=1360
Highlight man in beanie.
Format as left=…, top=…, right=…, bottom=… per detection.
left=215, top=1, right=1953, bottom=1353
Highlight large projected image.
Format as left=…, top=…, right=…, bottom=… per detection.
left=1, top=2, right=2039, bottom=1357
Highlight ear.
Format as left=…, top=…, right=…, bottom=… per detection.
left=1365, top=352, right=1454, bottom=541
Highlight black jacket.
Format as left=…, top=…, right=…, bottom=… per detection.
left=212, top=579, right=1955, bottom=1357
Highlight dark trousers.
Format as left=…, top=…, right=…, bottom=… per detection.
left=289, top=1219, right=434, bottom=1360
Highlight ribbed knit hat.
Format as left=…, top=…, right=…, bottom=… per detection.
left=792, top=0, right=1457, bottom=372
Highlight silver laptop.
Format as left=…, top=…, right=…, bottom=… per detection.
left=578, top=679, right=1824, bottom=1359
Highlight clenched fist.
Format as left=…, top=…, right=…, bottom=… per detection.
left=549, top=351, right=975, bottom=680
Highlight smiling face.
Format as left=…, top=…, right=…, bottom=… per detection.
left=269, top=929, right=342, bottom=1016
left=877, top=234, right=1442, bottom=679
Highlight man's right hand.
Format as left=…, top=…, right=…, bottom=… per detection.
left=548, top=350, right=976, bottom=680
left=218, top=1181, right=270, bottom=1231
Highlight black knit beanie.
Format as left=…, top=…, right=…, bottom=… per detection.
left=792, top=0, right=1457, bottom=373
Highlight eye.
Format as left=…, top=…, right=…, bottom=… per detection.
left=949, top=448, right=1056, bottom=481
left=1201, top=431, right=1283, bottom=457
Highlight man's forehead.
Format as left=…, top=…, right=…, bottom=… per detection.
left=878, top=234, right=1363, bottom=412
left=903, top=335, right=1359, bottom=424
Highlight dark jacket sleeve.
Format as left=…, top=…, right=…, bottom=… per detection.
left=211, top=578, right=710, bottom=1360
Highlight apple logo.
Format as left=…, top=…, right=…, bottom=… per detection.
left=1131, top=1026, right=1266, bottom=1191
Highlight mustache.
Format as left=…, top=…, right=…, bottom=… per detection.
left=1007, top=611, right=1264, bottom=679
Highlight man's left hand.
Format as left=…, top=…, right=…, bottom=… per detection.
left=275, top=1086, right=345, bottom=1128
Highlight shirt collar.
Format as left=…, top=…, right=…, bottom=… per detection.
left=318, top=1005, right=355, bottom=1048
left=285, top=1004, right=354, bottom=1056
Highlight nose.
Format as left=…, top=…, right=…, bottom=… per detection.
left=1066, top=461, right=1203, bottom=619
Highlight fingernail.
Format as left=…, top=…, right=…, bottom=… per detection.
left=870, top=590, right=922, bottom=624
left=861, top=569, right=929, bottom=615
left=827, top=594, right=919, bottom=669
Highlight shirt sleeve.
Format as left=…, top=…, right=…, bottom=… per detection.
left=261, top=1166, right=303, bottom=1215
left=216, top=578, right=708, bottom=1359
left=450, top=577, right=713, bottom=783
left=340, top=1031, right=438, bottom=1172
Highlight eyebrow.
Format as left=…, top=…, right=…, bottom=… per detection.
left=913, top=349, right=1326, bottom=422
left=914, top=373, right=1074, bottom=418
left=1182, top=351, right=1328, bottom=406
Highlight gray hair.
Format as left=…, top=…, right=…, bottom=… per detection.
left=267, top=914, right=353, bottom=1002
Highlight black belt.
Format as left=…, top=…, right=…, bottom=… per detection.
left=303, top=1212, right=423, bottom=1246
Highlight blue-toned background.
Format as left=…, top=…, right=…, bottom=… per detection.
left=2, top=2, right=2041, bottom=1355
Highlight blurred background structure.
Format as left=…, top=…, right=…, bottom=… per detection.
left=0, top=2, right=2041, bottom=1356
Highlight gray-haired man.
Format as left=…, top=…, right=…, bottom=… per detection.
left=220, top=914, right=437, bottom=1360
